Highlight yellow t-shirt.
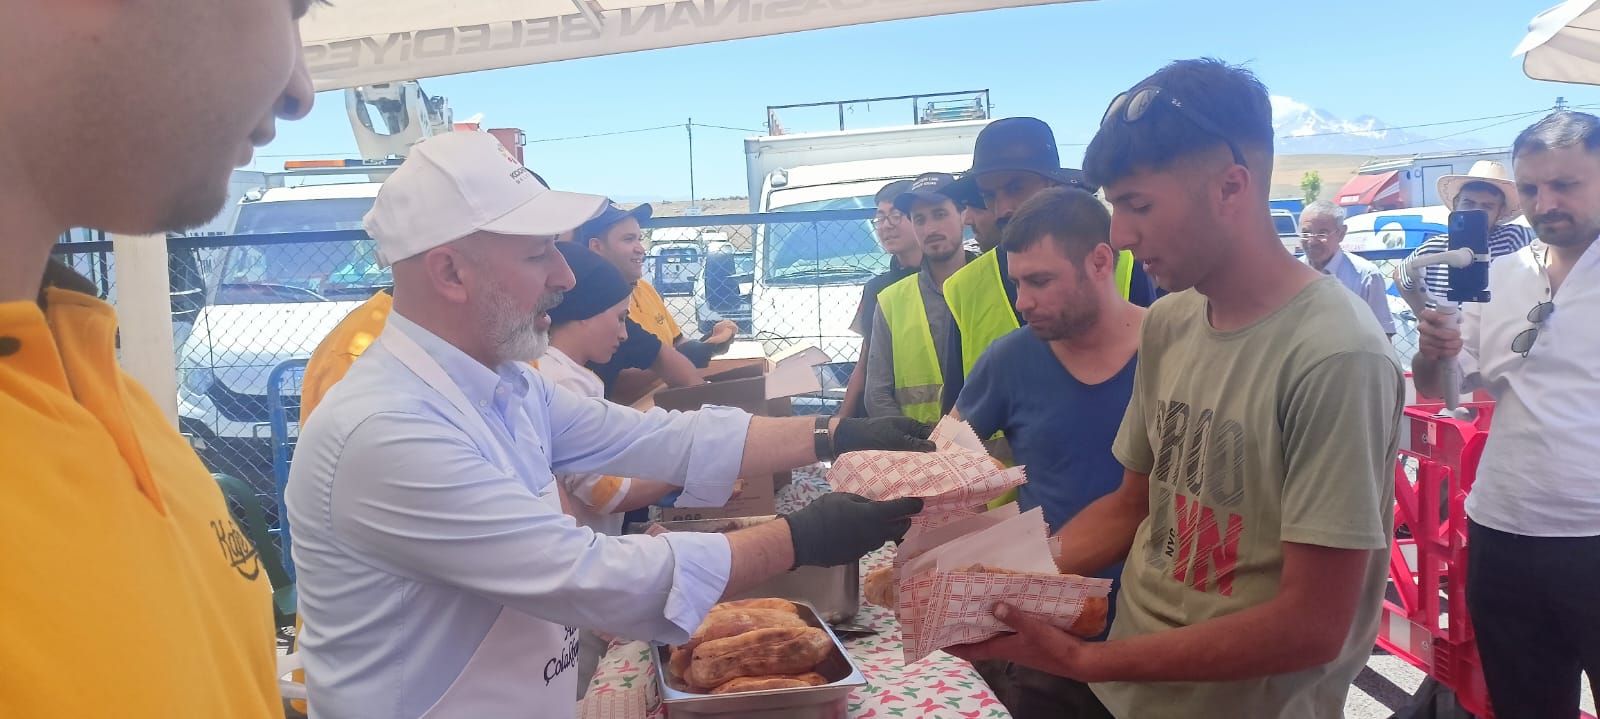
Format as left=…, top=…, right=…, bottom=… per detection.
left=299, top=290, right=393, bottom=425
left=0, top=282, right=279, bottom=718
left=629, top=279, right=682, bottom=348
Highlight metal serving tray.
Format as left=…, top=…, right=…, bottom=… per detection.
left=655, top=600, right=866, bottom=718
left=629, top=516, right=859, bottom=624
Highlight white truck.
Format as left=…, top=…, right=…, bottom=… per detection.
left=744, top=110, right=989, bottom=367
left=176, top=81, right=479, bottom=481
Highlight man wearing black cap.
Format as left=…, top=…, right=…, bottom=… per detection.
left=939, top=118, right=1156, bottom=415
left=862, top=173, right=975, bottom=421
left=839, top=179, right=923, bottom=418
left=579, top=201, right=727, bottom=403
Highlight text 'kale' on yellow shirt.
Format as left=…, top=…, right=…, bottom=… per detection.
left=0, top=282, right=279, bottom=718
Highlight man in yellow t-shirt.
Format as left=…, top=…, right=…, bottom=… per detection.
left=580, top=202, right=731, bottom=402
left=300, top=289, right=393, bottom=424
left=0, top=2, right=316, bottom=716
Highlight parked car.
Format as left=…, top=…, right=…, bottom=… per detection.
left=647, top=241, right=703, bottom=296
left=1272, top=209, right=1300, bottom=253
left=696, top=249, right=754, bottom=336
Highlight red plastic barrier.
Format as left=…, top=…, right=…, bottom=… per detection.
left=1380, top=400, right=1496, bottom=717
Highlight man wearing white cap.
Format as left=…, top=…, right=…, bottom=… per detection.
left=1399, top=160, right=1534, bottom=296
left=285, top=131, right=930, bottom=719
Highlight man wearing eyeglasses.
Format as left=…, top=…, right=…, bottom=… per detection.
left=949, top=59, right=1403, bottom=719
left=840, top=180, right=921, bottom=418
left=1412, top=111, right=1600, bottom=719
left=1298, top=200, right=1395, bottom=338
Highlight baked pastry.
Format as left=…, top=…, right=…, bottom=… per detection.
left=709, top=672, right=828, bottom=694
left=686, top=626, right=832, bottom=691
left=707, top=598, right=800, bottom=616
left=863, top=566, right=896, bottom=607
left=670, top=608, right=806, bottom=681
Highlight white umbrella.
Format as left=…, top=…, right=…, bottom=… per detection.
left=302, top=0, right=1093, bottom=91
left=1516, top=0, right=1600, bottom=85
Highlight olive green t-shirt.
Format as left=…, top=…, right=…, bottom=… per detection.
left=1092, top=277, right=1403, bottom=719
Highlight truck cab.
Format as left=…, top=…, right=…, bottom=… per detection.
left=177, top=180, right=385, bottom=480
left=752, top=153, right=973, bottom=364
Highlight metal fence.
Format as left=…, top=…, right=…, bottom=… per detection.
left=50, top=217, right=1419, bottom=526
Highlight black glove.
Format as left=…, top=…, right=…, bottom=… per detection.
left=784, top=493, right=925, bottom=568
left=833, top=416, right=936, bottom=456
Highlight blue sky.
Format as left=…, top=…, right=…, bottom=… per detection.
left=258, top=0, right=1592, bottom=201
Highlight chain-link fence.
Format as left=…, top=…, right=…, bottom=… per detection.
left=50, top=219, right=1420, bottom=529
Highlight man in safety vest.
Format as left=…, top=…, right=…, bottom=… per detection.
left=939, top=118, right=1157, bottom=414
left=863, top=172, right=974, bottom=421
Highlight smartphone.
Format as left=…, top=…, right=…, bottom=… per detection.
left=1446, top=209, right=1491, bottom=303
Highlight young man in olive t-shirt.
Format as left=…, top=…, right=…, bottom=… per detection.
left=950, top=59, right=1402, bottom=719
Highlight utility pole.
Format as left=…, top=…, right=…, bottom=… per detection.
left=686, top=117, right=697, bottom=209
left=1556, top=96, right=1569, bottom=111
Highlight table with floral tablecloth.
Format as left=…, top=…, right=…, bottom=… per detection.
left=580, top=465, right=1012, bottom=719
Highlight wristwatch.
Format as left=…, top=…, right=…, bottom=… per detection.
left=813, top=415, right=835, bottom=462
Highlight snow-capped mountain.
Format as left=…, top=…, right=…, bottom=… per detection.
left=1272, top=96, right=1482, bottom=155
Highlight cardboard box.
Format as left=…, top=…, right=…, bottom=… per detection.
left=653, top=345, right=831, bottom=521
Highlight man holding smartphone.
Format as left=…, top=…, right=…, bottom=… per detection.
left=1413, top=111, right=1600, bottom=718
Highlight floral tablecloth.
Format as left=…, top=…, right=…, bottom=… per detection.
left=580, top=465, right=1012, bottom=719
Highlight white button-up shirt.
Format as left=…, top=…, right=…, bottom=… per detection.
left=1316, top=250, right=1396, bottom=334
left=1459, top=240, right=1600, bottom=537
left=286, top=312, right=750, bottom=718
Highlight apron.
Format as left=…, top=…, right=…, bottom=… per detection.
left=382, top=329, right=581, bottom=719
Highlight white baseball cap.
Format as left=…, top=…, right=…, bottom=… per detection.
left=364, top=132, right=607, bottom=266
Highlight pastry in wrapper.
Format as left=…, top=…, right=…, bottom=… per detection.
left=709, top=672, right=828, bottom=694
left=961, top=564, right=1108, bottom=637
left=863, top=566, right=896, bottom=607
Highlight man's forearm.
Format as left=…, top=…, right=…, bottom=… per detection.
left=1410, top=355, right=1450, bottom=399
left=738, top=415, right=832, bottom=477
left=1076, top=543, right=1374, bottom=683
left=722, top=519, right=796, bottom=598
left=1080, top=591, right=1345, bottom=683
left=1052, top=474, right=1147, bottom=576
left=653, top=345, right=704, bottom=388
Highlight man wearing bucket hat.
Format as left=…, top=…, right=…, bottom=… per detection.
left=862, top=172, right=976, bottom=420
left=285, top=131, right=933, bottom=719
left=938, top=118, right=1155, bottom=415
left=1399, top=160, right=1535, bottom=297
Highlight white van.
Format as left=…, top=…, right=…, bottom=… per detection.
left=177, top=181, right=384, bottom=480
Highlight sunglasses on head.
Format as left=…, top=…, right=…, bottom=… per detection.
left=1101, top=86, right=1248, bottom=169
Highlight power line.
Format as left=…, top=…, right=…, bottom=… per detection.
left=1281, top=108, right=1548, bottom=140
left=1350, top=110, right=1550, bottom=152
left=524, top=123, right=681, bottom=144
left=1282, top=102, right=1600, bottom=141
left=690, top=122, right=766, bottom=133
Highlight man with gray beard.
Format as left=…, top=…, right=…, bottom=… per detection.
left=286, top=131, right=932, bottom=719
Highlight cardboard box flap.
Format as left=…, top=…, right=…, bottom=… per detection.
left=764, top=345, right=830, bottom=399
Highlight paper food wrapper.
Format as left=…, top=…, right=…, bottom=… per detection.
left=894, top=507, right=1114, bottom=664
left=827, top=417, right=1026, bottom=539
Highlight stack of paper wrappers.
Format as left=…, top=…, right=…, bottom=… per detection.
left=828, top=418, right=1114, bottom=663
